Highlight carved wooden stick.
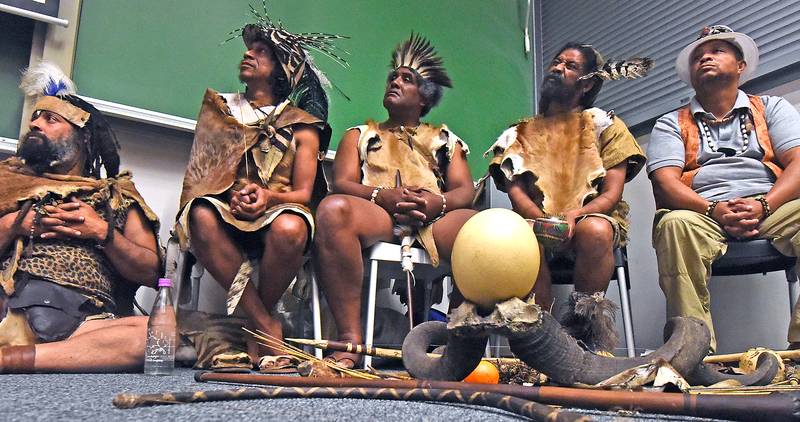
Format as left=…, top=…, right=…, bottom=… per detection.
left=703, top=349, right=800, bottom=364
left=286, top=337, right=519, bottom=364
left=194, top=371, right=800, bottom=422
left=114, top=382, right=590, bottom=422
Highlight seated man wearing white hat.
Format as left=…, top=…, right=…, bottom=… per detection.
left=647, top=25, right=800, bottom=352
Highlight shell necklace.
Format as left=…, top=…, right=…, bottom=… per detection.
left=699, top=111, right=753, bottom=156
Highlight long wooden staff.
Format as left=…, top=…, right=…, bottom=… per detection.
left=704, top=349, right=800, bottom=364
left=396, top=170, right=415, bottom=329
left=193, top=371, right=800, bottom=422
left=113, top=383, right=591, bottom=422
left=286, top=337, right=519, bottom=364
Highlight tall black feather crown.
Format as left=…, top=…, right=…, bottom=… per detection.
left=391, top=34, right=452, bottom=88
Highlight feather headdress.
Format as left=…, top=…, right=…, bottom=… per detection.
left=19, top=60, right=89, bottom=128
left=579, top=57, right=655, bottom=81
left=228, top=1, right=348, bottom=120
left=230, top=1, right=348, bottom=87
left=391, top=33, right=452, bottom=88
left=20, top=60, right=77, bottom=99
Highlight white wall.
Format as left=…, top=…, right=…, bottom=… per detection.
left=108, top=118, right=195, bottom=311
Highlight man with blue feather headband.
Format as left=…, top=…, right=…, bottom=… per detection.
left=0, top=61, right=162, bottom=373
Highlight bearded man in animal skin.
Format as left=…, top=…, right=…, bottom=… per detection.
left=487, top=43, right=649, bottom=354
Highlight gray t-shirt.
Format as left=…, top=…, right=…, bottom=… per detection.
left=647, top=91, right=800, bottom=201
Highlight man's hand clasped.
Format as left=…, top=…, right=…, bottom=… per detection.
left=710, top=197, right=763, bottom=239
left=22, top=197, right=109, bottom=243
left=230, top=183, right=273, bottom=221
left=376, top=186, right=443, bottom=228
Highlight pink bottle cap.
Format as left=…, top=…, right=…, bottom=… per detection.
left=158, top=278, right=172, bottom=288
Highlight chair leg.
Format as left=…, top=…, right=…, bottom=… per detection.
left=616, top=267, right=636, bottom=357
left=189, top=263, right=204, bottom=311
left=311, top=273, right=323, bottom=359
left=364, top=260, right=379, bottom=369
left=787, top=267, right=798, bottom=317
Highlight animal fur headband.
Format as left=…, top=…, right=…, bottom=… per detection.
left=233, top=2, right=348, bottom=90
left=391, top=33, right=452, bottom=88
left=20, top=61, right=90, bottom=128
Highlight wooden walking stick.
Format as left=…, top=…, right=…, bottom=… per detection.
left=285, top=337, right=520, bottom=364
left=704, top=349, right=800, bottom=364
left=193, top=371, right=800, bottom=422
left=114, top=381, right=591, bottom=422
left=395, top=170, right=415, bottom=329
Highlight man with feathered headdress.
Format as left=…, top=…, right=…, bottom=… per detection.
left=313, top=34, right=477, bottom=368
left=486, top=43, right=650, bottom=354
left=174, top=7, right=344, bottom=372
left=648, top=26, right=800, bottom=353
left=0, top=62, right=162, bottom=373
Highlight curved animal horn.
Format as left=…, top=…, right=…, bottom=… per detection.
left=402, top=297, right=779, bottom=387
left=402, top=321, right=487, bottom=381
left=507, top=311, right=709, bottom=385
left=686, top=353, right=780, bottom=386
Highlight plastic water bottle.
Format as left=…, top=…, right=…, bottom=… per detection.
left=144, top=278, right=176, bottom=375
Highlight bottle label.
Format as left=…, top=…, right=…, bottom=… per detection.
left=145, top=328, right=175, bottom=362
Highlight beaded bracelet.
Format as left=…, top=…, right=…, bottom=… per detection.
left=755, top=196, right=771, bottom=219
left=436, top=192, right=447, bottom=217
left=705, top=200, right=720, bottom=218
left=370, top=186, right=386, bottom=203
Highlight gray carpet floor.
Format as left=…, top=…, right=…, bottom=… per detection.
left=0, top=368, right=742, bottom=421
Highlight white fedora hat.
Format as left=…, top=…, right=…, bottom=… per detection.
left=676, top=25, right=758, bottom=86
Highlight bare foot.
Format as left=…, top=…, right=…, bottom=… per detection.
left=322, top=352, right=360, bottom=369
left=245, top=315, right=284, bottom=363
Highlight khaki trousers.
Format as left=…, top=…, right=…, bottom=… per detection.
left=652, top=199, right=800, bottom=352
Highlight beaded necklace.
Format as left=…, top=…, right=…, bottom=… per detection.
left=699, top=111, right=754, bottom=156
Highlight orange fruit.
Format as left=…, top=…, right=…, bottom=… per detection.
left=462, top=360, right=500, bottom=384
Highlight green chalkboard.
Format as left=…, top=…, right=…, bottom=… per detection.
left=72, top=0, right=534, bottom=178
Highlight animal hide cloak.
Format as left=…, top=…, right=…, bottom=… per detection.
left=355, top=120, right=469, bottom=266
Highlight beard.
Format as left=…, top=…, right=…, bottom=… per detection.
left=17, top=130, right=82, bottom=175
left=538, top=72, right=582, bottom=113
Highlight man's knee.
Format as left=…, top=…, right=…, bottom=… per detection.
left=188, top=201, right=222, bottom=232
left=574, top=217, right=614, bottom=246
left=316, top=195, right=355, bottom=232
left=266, top=214, right=308, bottom=252
left=653, top=210, right=707, bottom=245
left=655, top=210, right=700, bottom=231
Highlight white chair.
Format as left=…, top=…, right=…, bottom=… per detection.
left=311, top=241, right=451, bottom=368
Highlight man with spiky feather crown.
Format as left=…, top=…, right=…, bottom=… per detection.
left=486, top=43, right=650, bottom=354
left=313, top=34, right=477, bottom=368
left=0, top=62, right=162, bottom=373
left=175, top=9, right=344, bottom=372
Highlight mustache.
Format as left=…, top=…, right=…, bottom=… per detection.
left=22, top=130, right=49, bottom=144
left=543, top=72, right=564, bottom=84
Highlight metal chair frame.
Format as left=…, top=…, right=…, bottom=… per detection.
left=710, top=238, right=798, bottom=315
left=547, top=246, right=636, bottom=357
left=311, top=241, right=450, bottom=368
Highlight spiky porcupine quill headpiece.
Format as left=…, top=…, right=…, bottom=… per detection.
left=391, top=33, right=452, bottom=89
left=227, top=1, right=349, bottom=121
left=579, top=57, right=655, bottom=81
